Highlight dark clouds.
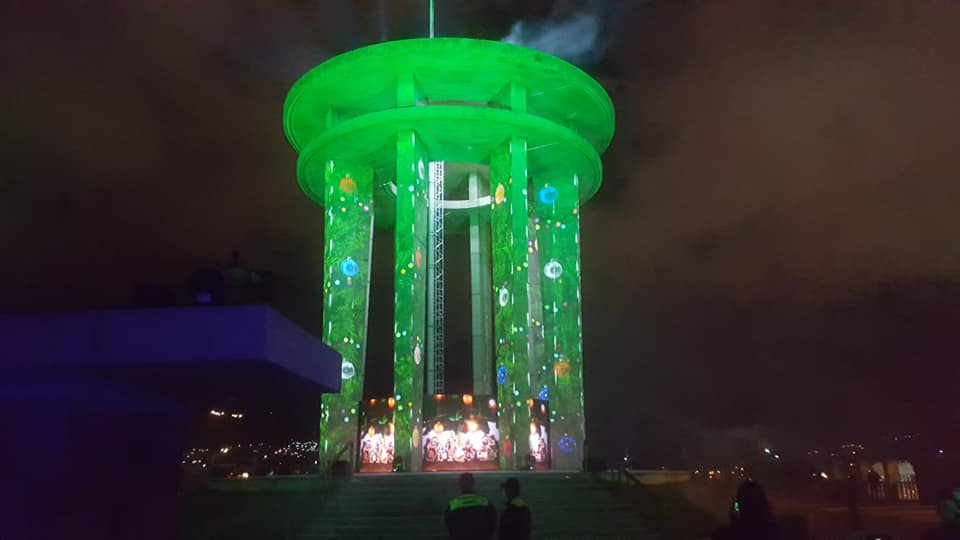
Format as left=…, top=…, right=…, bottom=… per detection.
left=600, top=1, right=960, bottom=287
left=3, top=0, right=960, bottom=461
left=582, top=0, right=960, bottom=457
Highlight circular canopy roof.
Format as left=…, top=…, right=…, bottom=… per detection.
left=283, top=38, right=615, bottom=220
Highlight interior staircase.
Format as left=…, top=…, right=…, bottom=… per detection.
left=299, top=471, right=654, bottom=539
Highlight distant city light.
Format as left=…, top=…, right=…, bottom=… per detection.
left=939, top=449, right=944, bottom=454
left=763, top=448, right=771, bottom=455
left=210, top=409, right=225, bottom=417
left=820, top=472, right=829, bottom=479
left=774, top=454, right=780, bottom=460
left=240, top=472, right=249, bottom=479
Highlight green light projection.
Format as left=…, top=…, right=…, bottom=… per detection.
left=284, top=38, right=613, bottom=471
left=533, top=175, right=585, bottom=470
left=318, top=162, right=374, bottom=463
left=392, top=130, right=428, bottom=471
left=491, top=138, right=533, bottom=468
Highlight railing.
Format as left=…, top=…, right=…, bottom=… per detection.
left=325, top=441, right=354, bottom=476
left=867, top=480, right=919, bottom=502
left=332, top=441, right=354, bottom=462
left=605, top=465, right=640, bottom=485
left=894, top=480, right=920, bottom=501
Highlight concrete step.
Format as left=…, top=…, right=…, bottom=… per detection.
left=302, top=472, right=655, bottom=539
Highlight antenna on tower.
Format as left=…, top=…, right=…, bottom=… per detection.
left=429, top=0, right=435, bottom=38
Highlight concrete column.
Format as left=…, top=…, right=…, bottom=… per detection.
left=469, top=172, right=493, bottom=396
left=392, top=130, right=429, bottom=472
left=319, top=160, right=375, bottom=469
left=533, top=174, right=586, bottom=470
left=491, top=134, right=533, bottom=470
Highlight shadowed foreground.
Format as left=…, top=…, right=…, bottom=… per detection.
left=180, top=473, right=663, bottom=539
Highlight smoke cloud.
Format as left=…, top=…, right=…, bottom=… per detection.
left=501, top=10, right=601, bottom=64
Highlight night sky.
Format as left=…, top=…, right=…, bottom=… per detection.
left=3, top=0, right=960, bottom=465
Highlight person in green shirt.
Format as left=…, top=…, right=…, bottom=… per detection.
left=445, top=473, right=496, bottom=540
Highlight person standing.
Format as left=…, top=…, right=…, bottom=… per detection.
left=866, top=468, right=882, bottom=501
left=712, top=481, right=779, bottom=540
left=498, top=478, right=531, bottom=540
left=444, top=473, right=496, bottom=540
left=845, top=465, right=863, bottom=531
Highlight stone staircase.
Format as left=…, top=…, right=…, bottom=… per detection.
left=299, top=471, right=654, bottom=539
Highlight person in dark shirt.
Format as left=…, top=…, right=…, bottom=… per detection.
left=712, top=481, right=779, bottom=540
left=498, top=477, right=531, bottom=540
left=445, top=473, right=496, bottom=540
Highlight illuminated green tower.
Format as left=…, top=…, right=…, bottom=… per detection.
left=283, top=38, right=613, bottom=471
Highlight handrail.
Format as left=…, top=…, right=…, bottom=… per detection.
left=333, top=441, right=353, bottom=462
left=606, top=465, right=640, bottom=485
left=327, top=441, right=354, bottom=474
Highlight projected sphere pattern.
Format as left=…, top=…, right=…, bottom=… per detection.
left=340, top=258, right=359, bottom=277
left=498, top=287, right=510, bottom=307
left=538, top=185, right=559, bottom=205
left=339, top=176, right=357, bottom=194
left=283, top=37, right=614, bottom=471
left=543, top=260, right=563, bottom=280
left=341, top=360, right=356, bottom=380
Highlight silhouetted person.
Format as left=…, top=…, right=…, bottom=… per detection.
left=445, top=473, right=496, bottom=540
left=846, top=466, right=862, bottom=531
left=920, top=490, right=960, bottom=540
left=867, top=468, right=882, bottom=500
left=712, top=481, right=779, bottom=540
left=498, top=478, right=530, bottom=540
